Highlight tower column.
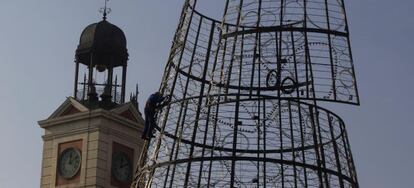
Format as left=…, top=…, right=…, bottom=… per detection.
left=74, top=62, right=80, bottom=99
left=121, top=65, right=127, bottom=103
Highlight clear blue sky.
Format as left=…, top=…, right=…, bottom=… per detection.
left=0, top=0, right=412, bottom=187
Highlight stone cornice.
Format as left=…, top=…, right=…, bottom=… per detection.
left=42, top=126, right=141, bottom=144
left=39, top=109, right=143, bottom=132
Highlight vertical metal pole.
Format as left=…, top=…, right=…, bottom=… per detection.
left=324, top=0, right=338, bottom=100
left=303, top=0, right=310, bottom=99
left=108, top=66, right=114, bottom=97
left=309, top=106, right=324, bottom=187
left=204, top=4, right=231, bottom=185
left=121, top=65, right=127, bottom=103
left=82, top=74, right=87, bottom=101
left=340, top=0, right=360, bottom=104
left=288, top=100, right=298, bottom=188
left=196, top=21, right=217, bottom=187
left=230, top=50, right=243, bottom=188
left=160, top=0, right=195, bottom=94
left=302, top=0, right=325, bottom=185
left=262, top=98, right=267, bottom=188
left=74, top=62, right=79, bottom=99
left=315, top=109, right=330, bottom=187
left=87, top=53, right=94, bottom=100
left=291, top=30, right=306, bottom=187
left=224, top=0, right=244, bottom=100
left=145, top=0, right=198, bottom=186
left=341, top=121, right=359, bottom=186
left=296, top=103, right=308, bottom=187
left=167, top=101, right=189, bottom=187
left=248, top=0, right=262, bottom=99
left=276, top=1, right=285, bottom=183
left=206, top=95, right=222, bottom=188
left=114, top=75, right=118, bottom=103
left=182, top=16, right=204, bottom=188
left=206, top=23, right=230, bottom=188
left=328, top=114, right=345, bottom=188
left=228, top=1, right=244, bottom=186
left=255, top=0, right=263, bottom=182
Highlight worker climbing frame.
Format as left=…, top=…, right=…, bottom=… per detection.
left=134, top=0, right=360, bottom=187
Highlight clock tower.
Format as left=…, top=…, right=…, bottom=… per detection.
left=38, top=14, right=145, bottom=188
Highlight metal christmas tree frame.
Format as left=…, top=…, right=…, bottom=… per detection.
left=135, top=0, right=359, bottom=187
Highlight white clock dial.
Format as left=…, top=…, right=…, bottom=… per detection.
left=58, top=148, right=81, bottom=179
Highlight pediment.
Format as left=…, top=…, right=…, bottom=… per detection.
left=48, top=97, right=89, bottom=119
left=110, top=102, right=143, bottom=123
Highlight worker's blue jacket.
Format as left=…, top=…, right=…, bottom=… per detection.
left=145, top=93, right=165, bottom=111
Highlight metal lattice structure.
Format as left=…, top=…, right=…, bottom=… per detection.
left=134, top=0, right=359, bottom=187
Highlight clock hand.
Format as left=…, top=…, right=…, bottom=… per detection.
left=120, top=162, right=129, bottom=168
left=69, top=153, right=73, bottom=165
left=119, top=157, right=126, bottom=168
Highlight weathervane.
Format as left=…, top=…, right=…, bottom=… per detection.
left=99, top=0, right=111, bottom=20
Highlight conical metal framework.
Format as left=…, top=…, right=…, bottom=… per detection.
left=134, top=0, right=359, bottom=187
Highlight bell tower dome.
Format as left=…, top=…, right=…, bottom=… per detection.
left=74, top=17, right=129, bottom=106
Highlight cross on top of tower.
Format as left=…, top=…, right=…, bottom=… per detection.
left=99, top=0, right=111, bottom=20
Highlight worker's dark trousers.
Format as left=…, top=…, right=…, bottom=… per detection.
left=143, top=108, right=156, bottom=138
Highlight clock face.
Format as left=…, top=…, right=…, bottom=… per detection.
left=58, top=148, right=81, bottom=179
left=111, top=151, right=132, bottom=183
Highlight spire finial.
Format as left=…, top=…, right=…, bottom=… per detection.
left=136, top=84, right=139, bottom=98
left=99, top=0, right=111, bottom=20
